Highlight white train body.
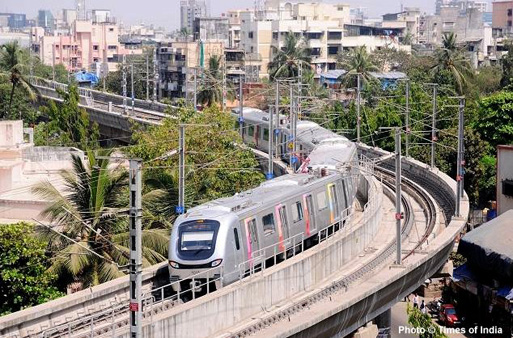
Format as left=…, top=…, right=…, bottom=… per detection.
left=168, top=108, right=359, bottom=291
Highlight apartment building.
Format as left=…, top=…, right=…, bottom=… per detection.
left=382, top=7, right=421, bottom=44
left=37, top=19, right=141, bottom=73
left=493, top=0, right=513, bottom=36
left=180, top=0, right=207, bottom=32
left=227, top=10, right=244, bottom=48
left=193, top=17, right=230, bottom=47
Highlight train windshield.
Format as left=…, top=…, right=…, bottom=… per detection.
left=177, top=220, right=220, bottom=260
left=181, top=231, right=214, bottom=250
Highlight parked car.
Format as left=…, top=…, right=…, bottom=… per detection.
left=439, top=304, right=460, bottom=327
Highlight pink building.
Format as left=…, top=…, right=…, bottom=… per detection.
left=36, top=20, right=141, bottom=74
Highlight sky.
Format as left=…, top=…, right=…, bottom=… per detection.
left=0, top=0, right=490, bottom=30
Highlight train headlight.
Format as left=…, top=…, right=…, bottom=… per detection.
left=211, top=259, right=223, bottom=267
left=169, top=260, right=180, bottom=269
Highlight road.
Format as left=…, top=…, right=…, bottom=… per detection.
left=391, top=299, right=467, bottom=338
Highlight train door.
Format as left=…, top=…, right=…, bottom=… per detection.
left=232, top=224, right=243, bottom=270
left=303, top=194, right=316, bottom=236
left=275, top=205, right=289, bottom=252
left=328, top=183, right=340, bottom=223
left=255, top=125, right=260, bottom=147
left=243, top=217, right=259, bottom=264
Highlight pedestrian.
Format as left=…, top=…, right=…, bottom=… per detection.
left=413, top=293, right=419, bottom=308
left=420, top=300, right=426, bottom=314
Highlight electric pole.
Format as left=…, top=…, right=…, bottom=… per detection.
left=405, top=79, right=410, bottom=157
left=238, top=74, right=244, bottom=137
left=268, top=106, right=274, bottom=180
left=177, top=125, right=186, bottom=215
left=146, top=53, right=149, bottom=101
left=430, top=84, right=438, bottom=168
left=128, top=159, right=143, bottom=337
left=394, top=128, right=402, bottom=265
left=122, top=55, right=127, bottom=115
left=222, top=55, right=227, bottom=112
left=357, top=74, right=361, bottom=143
left=455, top=97, right=465, bottom=217
left=194, top=68, right=198, bottom=112
left=131, top=64, right=135, bottom=114
left=153, top=47, right=158, bottom=102
left=275, top=81, right=280, bottom=159
left=289, top=83, right=294, bottom=167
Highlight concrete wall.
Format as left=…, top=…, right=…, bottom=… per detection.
left=497, top=145, right=513, bottom=215
left=0, top=263, right=167, bottom=337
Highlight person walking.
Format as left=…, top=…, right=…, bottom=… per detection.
left=420, top=300, right=426, bottom=314
left=413, top=293, right=419, bottom=309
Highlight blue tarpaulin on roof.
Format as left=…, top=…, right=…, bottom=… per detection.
left=497, top=286, right=513, bottom=300
left=452, top=263, right=476, bottom=283
left=74, top=71, right=99, bottom=85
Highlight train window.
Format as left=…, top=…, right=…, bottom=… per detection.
left=248, top=125, right=255, bottom=137
left=262, top=213, right=275, bottom=236
left=317, top=191, right=327, bottom=210
left=263, top=128, right=269, bottom=141
left=329, top=184, right=339, bottom=217
left=292, top=201, right=303, bottom=222
left=233, top=228, right=240, bottom=250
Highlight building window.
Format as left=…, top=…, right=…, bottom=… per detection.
left=248, top=31, right=254, bottom=39
left=108, top=45, right=117, bottom=50
left=93, top=45, right=99, bottom=50
left=109, top=27, right=114, bottom=32
left=508, top=9, right=513, bottom=16
left=509, top=20, right=513, bottom=27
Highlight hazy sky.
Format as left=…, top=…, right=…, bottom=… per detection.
left=0, top=0, right=490, bottom=30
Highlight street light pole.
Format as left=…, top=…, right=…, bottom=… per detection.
left=268, top=106, right=274, bottom=180
left=455, top=97, right=465, bottom=217
left=238, top=74, right=244, bottom=137
left=146, top=53, right=149, bottom=101
left=122, top=55, right=127, bottom=115
left=131, top=64, right=135, bottom=114
left=177, top=125, right=186, bottom=215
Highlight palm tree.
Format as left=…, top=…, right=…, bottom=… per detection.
left=338, top=46, right=379, bottom=88
left=179, top=27, right=190, bottom=42
left=268, top=31, right=312, bottom=79
left=0, top=41, right=38, bottom=119
left=32, top=151, right=169, bottom=288
left=431, top=32, right=473, bottom=94
left=197, top=56, right=224, bottom=107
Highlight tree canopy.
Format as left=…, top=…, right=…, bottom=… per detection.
left=0, top=223, right=63, bottom=315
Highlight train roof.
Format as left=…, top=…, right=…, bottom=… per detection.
left=232, top=107, right=288, bottom=126
left=184, top=173, right=336, bottom=219
left=296, top=120, right=349, bottom=144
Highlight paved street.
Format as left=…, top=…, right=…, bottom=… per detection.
left=391, top=299, right=467, bottom=338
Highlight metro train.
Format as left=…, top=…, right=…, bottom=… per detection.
left=168, top=108, right=359, bottom=294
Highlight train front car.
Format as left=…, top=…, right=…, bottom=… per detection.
left=168, top=208, right=238, bottom=298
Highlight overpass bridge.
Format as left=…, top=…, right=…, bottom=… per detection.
left=0, top=80, right=470, bottom=338
left=29, top=78, right=171, bottom=142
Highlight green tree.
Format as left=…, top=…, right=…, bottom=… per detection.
left=197, top=55, right=228, bottom=107
left=337, top=46, right=379, bottom=88
left=0, top=41, right=38, bottom=119
left=0, top=223, right=63, bottom=315
left=370, top=46, right=412, bottom=73
left=500, top=41, right=513, bottom=88
left=475, top=91, right=513, bottom=149
left=127, top=106, right=265, bottom=210
left=268, top=31, right=312, bottom=79
left=431, top=33, right=474, bottom=95
left=407, top=303, right=448, bottom=338
left=101, top=49, right=154, bottom=100
left=32, top=151, right=169, bottom=288
left=35, top=84, right=99, bottom=149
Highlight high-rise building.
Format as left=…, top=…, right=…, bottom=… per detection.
left=76, top=0, right=86, bottom=21
left=37, top=10, right=55, bottom=33
left=180, top=0, right=207, bottom=32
